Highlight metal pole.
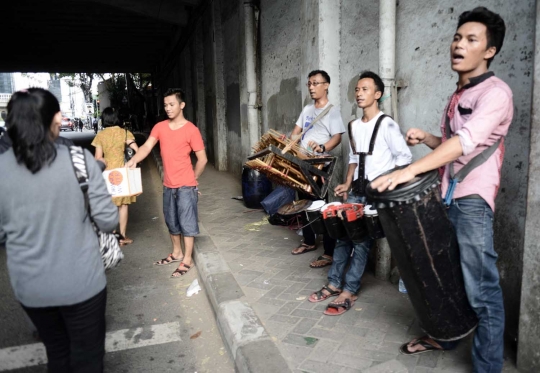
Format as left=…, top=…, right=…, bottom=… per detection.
left=244, top=1, right=260, bottom=153
left=376, top=0, right=397, bottom=281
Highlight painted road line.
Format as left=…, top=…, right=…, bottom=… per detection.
left=0, top=322, right=182, bottom=371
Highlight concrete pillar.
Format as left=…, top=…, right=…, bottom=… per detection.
left=300, top=0, right=343, bottom=199
left=300, top=0, right=341, bottom=107
left=374, top=0, right=398, bottom=281
left=211, top=0, right=228, bottom=171
left=192, top=24, right=207, bottom=145
left=182, top=49, right=194, bottom=123
left=517, top=1, right=540, bottom=370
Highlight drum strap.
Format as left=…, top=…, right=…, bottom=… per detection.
left=349, top=114, right=389, bottom=195
left=443, top=111, right=503, bottom=206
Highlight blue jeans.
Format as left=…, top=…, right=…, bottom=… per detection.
left=327, top=193, right=373, bottom=294
left=437, top=198, right=505, bottom=373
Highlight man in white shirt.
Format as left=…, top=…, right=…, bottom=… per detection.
left=289, top=70, right=345, bottom=269
left=309, top=71, right=411, bottom=314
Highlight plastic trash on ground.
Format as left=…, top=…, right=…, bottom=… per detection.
left=187, top=279, right=201, bottom=297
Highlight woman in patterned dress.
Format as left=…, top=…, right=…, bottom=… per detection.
left=92, top=107, right=138, bottom=246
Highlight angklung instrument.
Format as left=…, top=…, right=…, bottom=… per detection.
left=245, top=130, right=336, bottom=198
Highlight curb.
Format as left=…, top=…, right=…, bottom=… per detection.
left=150, top=148, right=291, bottom=373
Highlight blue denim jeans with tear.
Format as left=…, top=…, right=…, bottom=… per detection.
left=437, top=198, right=505, bottom=373
left=327, top=193, right=373, bottom=294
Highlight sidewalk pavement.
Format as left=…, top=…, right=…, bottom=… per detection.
left=152, top=148, right=518, bottom=373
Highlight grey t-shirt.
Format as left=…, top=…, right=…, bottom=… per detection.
left=0, top=145, right=118, bottom=307
left=295, top=102, right=345, bottom=150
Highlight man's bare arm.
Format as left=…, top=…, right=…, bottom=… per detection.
left=126, top=136, right=158, bottom=168
left=406, top=128, right=442, bottom=150
left=194, top=149, right=208, bottom=180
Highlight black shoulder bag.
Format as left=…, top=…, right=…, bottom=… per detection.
left=69, top=146, right=124, bottom=270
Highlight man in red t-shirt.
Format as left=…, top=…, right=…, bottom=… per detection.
left=127, top=88, right=207, bottom=277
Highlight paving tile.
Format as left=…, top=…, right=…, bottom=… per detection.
left=329, top=352, right=372, bottom=370
left=417, top=351, right=441, bottom=368
left=299, top=359, right=345, bottom=373
left=317, top=314, right=341, bottom=329
left=256, top=296, right=286, bottom=307
left=339, top=368, right=362, bottom=373
left=337, top=344, right=397, bottom=363
left=283, top=333, right=320, bottom=348
left=278, top=343, right=312, bottom=369
left=284, top=282, right=308, bottom=294
left=277, top=301, right=300, bottom=315
left=291, top=309, right=323, bottom=320
left=269, top=314, right=301, bottom=325
left=296, top=301, right=318, bottom=310
left=304, top=278, right=327, bottom=290
left=292, top=318, right=318, bottom=334
left=306, top=327, right=347, bottom=341
left=262, top=320, right=295, bottom=340
left=308, top=339, right=338, bottom=363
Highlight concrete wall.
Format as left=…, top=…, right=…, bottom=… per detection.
left=518, top=1, right=540, bottom=370
left=260, top=0, right=302, bottom=136
left=157, top=0, right=536, bottom=355
left=221, top=0, right=242, bottom=176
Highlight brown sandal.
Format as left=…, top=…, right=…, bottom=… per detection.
left=291, top=243, right=316, bottom=255
left=310, top=255, right=333, bottom=268
left=154, top=253, right=183, bottom=266
left=171, top=262, right=194, bottom=277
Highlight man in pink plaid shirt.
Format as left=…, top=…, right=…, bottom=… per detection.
left=372, top=7, right=512, bottom=373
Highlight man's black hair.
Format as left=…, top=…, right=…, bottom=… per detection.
left=457, top=7, right=506, bottom=68
left=308, top=70, right=331, bottom=84
left=358, top=71, right=385, bottom=103
left=164, top=88, right=185, bottom=104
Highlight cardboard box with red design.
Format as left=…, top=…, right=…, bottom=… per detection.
left=102, top=167, right=142, bottom=197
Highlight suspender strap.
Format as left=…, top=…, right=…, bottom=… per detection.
left=349, top=114, right=389, bottom=194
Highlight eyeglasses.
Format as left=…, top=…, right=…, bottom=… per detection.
left=306, top=81, right=328, bottom=87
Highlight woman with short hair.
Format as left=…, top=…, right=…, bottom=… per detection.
left=92, top=107, right=138, bottom=245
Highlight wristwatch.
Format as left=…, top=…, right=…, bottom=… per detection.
left=319, top=144, right=326, bottom=152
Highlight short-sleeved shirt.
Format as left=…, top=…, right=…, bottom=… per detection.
left=348, top=112, right=412, bottom=181
left=440, top=72, right=513, bottom=211
left=91, top=126, right=135, bottom=170
left=295, top=102, right=345, bottom=149
left=150, top=120, right=205, bottom=188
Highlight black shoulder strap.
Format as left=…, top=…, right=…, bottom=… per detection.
left=349, top=114, right=390, bottom=155
left=444, top=109, right=503, bottom=182
left=68, top=146, right=91, bottom=219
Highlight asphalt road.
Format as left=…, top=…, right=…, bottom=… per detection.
left=0, top=133, right=234, bottom=373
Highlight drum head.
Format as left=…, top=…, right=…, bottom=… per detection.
left=321, top=201, right=342, bottom=212
left=366, top=166, right=439, bottom=204
left=277, top=199, right=312, bottom=216
left=364, top=205, right=378, bottom=216
left=307, top=200, right=325, bottom=211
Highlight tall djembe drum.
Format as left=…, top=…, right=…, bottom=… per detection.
left=366, top=167, right=477, bottom=341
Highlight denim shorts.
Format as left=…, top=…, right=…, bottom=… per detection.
left=163, top=186, right=199, bottom=236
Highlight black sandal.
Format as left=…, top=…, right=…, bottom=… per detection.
left=324, top=298, right=356, bottom=316
left=399, top=336, right=444, bottom=355
left=309, top=285, right=341, bottom=303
